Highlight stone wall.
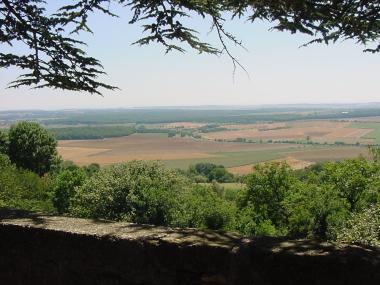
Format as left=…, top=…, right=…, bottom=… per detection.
left=1, top=208, right=380, bottom=285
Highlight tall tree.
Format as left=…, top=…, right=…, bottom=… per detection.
left=8, top=121, right=59, bottom=176
left=1, top=1, right=379, bottom=94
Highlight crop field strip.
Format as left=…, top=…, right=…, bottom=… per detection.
left=201, top=120, right=373, bottom=144
left=57, top=132, right=367, bottom=171
left=349, top=122, right=380, bottom=144
left=163, top=145, right=367, bottom=170
left=57, top=134, right=298, bottom=166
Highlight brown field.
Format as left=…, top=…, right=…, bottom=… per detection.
left=227, top=164, right=255, bottom=175
left=202, top=120, right=373, bottom=144
left=227, top=156, right=314, bottom=175
left=290, top=147, right=368, bottom=162
left=226, top=147, right=368, bottom=175
left=58, top=133, right=296, bottom=166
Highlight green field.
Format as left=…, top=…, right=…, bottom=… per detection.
left=163, top=144, right=367, bottom=170
left=350, top=122, right=380, bottom=144
left=163, top=146, right=311, bottom=169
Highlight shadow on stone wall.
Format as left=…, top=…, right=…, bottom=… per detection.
left=0, top=208, right=379, bottom=285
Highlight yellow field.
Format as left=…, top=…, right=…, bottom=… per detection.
left=57, top=132, right=368, bottom=173
left=58, top=133, right=296, bottom=166
left=201, top=120, right=374, bottom=144
left=227, top=156, right=314, bottom=175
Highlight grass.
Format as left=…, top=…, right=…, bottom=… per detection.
left=350, top=122, right=380, bottom=144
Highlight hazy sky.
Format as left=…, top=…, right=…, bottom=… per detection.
left=0, top=4, right=379, bottom=110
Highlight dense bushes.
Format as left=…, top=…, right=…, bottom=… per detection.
left=0, top=131, right=8, bottom=154
left=171, top=185, right=237, bottom=230
left=1, top=122, right=380, bottom=247
left=0, top=154, right=54, bottom=212
left=70, top=161, right=188, bottom=225
left=68, top=161, right=237, bottom=230
left=52, top=168, right=87, bottom=214
left=335, top=204, right=380, bottom=246
left=243, top=163, right=294, bottom=232
left=283, top=182, right=349, bottom=239
left=188, top=163, right=234, bottom=183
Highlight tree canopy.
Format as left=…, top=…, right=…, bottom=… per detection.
left=7, top=121, right=59, bottom=176
left=1, top=0, right=379, bottom=94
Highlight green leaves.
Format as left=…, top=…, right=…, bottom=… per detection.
left=1, top=0, right=117, bottom=94
left=0, top=131, right=8, bottom=155
left=52, top=168, right=87, bottom=214
left=70, top=160, right=187, bottom=224
left=8, top=121, right=59, bottom=176
left=336, top=204, right=380, bottom=246
left=0, top=157, right=54, bottom=213
left=244, top=162, right=295, bottom=228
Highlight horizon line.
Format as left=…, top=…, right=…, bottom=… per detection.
left=1, top=102, right=380, bottom=112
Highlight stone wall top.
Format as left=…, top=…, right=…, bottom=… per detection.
left=1, top=208, right=380, bottom=285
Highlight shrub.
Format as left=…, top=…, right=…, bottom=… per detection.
left=52, top=168, right=87, bottom=214
left=189, top=163, right=234, bottom=183
left=171, top=185, right=237, bottom=231
left=244, top=162, right=295, bottom=228
left=321, top=159, right=378, bottom=211
left=235, top=204, right=277, bottom=237
left=283, top=182, right=349, bottom=239
left=0, top=131, right=8, bottom=155
left=70, top=161, right=187, bottom=226
left=335, top=204, right=380, bottom=246
left=0, top=157, right=54, bottom=212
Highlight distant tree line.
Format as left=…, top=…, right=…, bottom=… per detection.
left=50, top=126, right=136, bottom=140
left=33, top=109, right=380, bottom=127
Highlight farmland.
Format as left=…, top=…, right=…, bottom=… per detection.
left=200, top=120, right=374, bottom=144
left=3, top=107, right=379, bottom=172
left=349, top=122, right=380, bottom=144
left=57, top=133, right=368, bottom=172
left=57, top=133, right=300, bottom=166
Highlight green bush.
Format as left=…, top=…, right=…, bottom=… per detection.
left=321, top=159, right=378, bottom=211
left=244, top=162, right=295, bottom=229
left=171, top=185, right=237, bottom=231
left=283, top=182, right=349, bottom=239
left=0, top=155, right=54, bottom=212
left=52, top=168, right=87, bottom=214
left=0, top=131, right=8, bottom=155
left=70, top=161, right=187, bottom=225
left=335, top=204, right=380, bottom=246
left=188, top=163, right=234, bottom=183
left=235, top=204, right=277, bottom=237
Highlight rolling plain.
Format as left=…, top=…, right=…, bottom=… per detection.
left=3, top=108, right=379, bottom=174
left=57, top=119, right=372, bottom=174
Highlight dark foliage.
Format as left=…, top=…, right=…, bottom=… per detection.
left=0, top=131, right=8, bottom=154
left=8, top=121, right=59, bottom=176
left=49, top=126, right=136, bottom=140
left=1, top=1, right=379, bottom=94
left=189, top=162, right=234, bottom=183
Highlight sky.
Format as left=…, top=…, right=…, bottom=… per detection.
left=0, top=3, right=379, bottom=110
